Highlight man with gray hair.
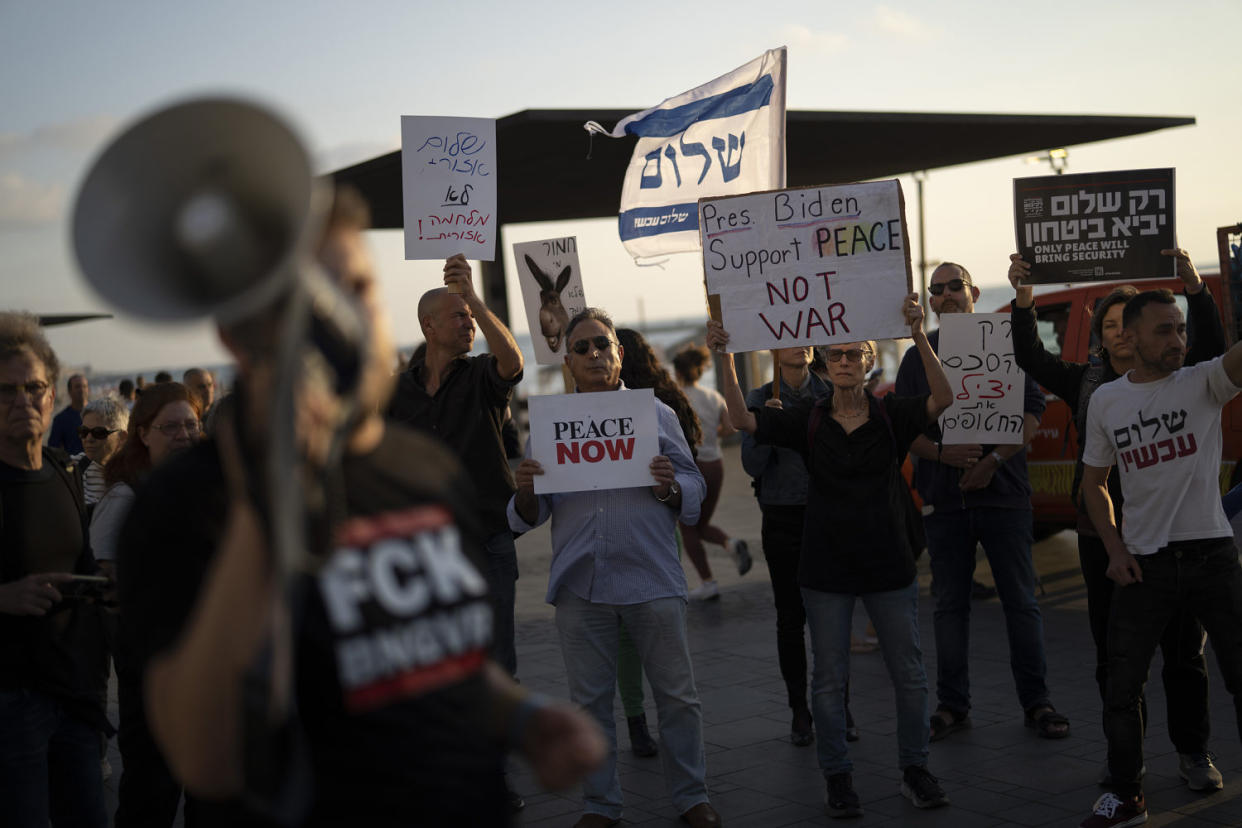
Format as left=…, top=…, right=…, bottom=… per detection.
left=0, top=311, right=110, bottom=827
left=510, top=308, right=719, bottom=828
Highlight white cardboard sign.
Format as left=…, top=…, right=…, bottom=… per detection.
left=528, top=388, right=659, bottom=494
left=513, top=236, right=588, bottom=364
left=401, top=116, right=497, bottom=260
left=937, top=313, right=1026, bottom=445
left=699, top=180, right=912, bottom=353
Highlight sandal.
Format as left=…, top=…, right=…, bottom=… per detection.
left=929, top=707, right=971, bottom=742
left=1024, top=704, right=1070, bottom=739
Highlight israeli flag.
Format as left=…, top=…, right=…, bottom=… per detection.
left=586, top=48, right=786, bottom=261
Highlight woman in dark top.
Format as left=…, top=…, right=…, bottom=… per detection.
left=1008, top=249, right=1226, bottom=787
left=707, top=293, right=953, bottom=817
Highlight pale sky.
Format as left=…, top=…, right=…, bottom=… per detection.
left=2, top=0, right=1238, bottom=375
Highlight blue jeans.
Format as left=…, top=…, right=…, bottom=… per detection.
left=924, top=507, right=1049, bottom=713
left=554, top=589, right=708, bottom=820
left=0, top=688, right=107, bottom=828
left=1105, top=538, right=1242, bottom=797
left=483, top=531, right=519, bottom=676
left=802, top=583, right=928, bottom=774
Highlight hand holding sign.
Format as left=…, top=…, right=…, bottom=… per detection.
left=443, top=253, right=475, bottom=297
left=1008, top=254, right=1034, bottom=308
left=902, top=291, right=924, bottom=337
left=649, top=455, right=676, bottom=499
left=1162, top=248, right=1203, bottom=293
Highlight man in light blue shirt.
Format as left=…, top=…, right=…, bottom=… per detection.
left=509, top=308, right=718, bottom=828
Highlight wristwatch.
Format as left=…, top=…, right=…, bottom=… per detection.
left=990, top=451, right=1005, bottom=466
left=655, top=481, right=681, bottom=502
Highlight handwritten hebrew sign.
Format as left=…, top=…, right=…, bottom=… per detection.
left=1014, top=168, right=1175, bottom=284
left=528, top=388, right=659, bottom=494
left=513, top=237, right=588, bottom=365
left=401, top=116, right=497, bottom=260
left=937, top=313, right=1026, bottom=445
left=699, top=181, right=912, bottom=353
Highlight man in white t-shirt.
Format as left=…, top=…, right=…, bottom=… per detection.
left=1079, top=288, right=1242, bottom=828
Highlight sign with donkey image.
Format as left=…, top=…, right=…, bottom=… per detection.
left=513, top=236, right=588, bottom=364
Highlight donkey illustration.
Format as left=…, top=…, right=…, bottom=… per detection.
left=524, top=253, right=572, bottom=352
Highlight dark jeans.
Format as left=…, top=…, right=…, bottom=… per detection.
left=1105, top=538, right=1242, bottom=797
left=1079, top=532, right=1210, bottom=752
left=115, top=671, right=183, bottom=828
left=760, top=504, right=808, bottom=709
left=924, top=507, right=1049, bottom=713
left=484, top=531, right=519, bottom=676
left=0, top=687, right=107, bottom=828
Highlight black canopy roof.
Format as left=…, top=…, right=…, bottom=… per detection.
left=333, top=109, right=1194, bottom=230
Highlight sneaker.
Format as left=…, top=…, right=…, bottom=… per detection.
left=1098, top=763, right=1146, bottom=787
left=1179, top=751, right=1223, bottom=791
left=689, top=580, right=719, bottom=601
left=901, top=765, right=948, bottom=809
left=825, top=772, right=863, bottom=818
left=1080, top=792, right=1146, bottom=827
left=729, top=539, right=753, bottom=576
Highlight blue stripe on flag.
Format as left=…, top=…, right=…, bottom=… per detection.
left=624, top=75, right=775, bottom=139
left=618, top=203, right=700, bottom=241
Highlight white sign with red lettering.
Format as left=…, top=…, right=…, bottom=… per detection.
left=528, top=388, right=660, bottom=494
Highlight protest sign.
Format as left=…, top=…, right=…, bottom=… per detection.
left=937, top=313, right=1026, bottom=445
left=512, top=236, right=588, bottom=364
left=401, top=116, right=497, bottom=260
left=700, top=180, right=912, bottom=353
left=585, top=47, right=786, bottom=261
left=528, top=388, right=660, bottom=494
left=1014, top=168, right=1175, bottom=284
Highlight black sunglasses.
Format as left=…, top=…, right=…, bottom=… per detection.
left=78, top=426, right=119, bottom=440
left=570, top=336, right=614, bottom=355
left=928, top=278, right=971, bottom=296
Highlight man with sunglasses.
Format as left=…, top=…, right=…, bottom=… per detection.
left=895, top=263, right=1068, bottom=742
left=0, top=312, right=110, bottom=827
left=510, top=309, right=719, bottom=828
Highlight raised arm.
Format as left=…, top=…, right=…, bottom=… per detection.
left=1170, top=248, right=1227, bottom=364
left=443, top=254, right=524, bottom=381
left=1007, top=254, right=1088, bottom=403
left=705, top=320, right=757, bottom=434
left=905, top=292, right=952, bottom=420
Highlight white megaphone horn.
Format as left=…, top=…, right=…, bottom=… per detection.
left=72, top=96, right=364, bottom=391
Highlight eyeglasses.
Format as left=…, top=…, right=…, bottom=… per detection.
left=78, top=426, right=119, bottom=440
left=150, top=420, right=201, bottom=437
left=826, top=349, right=870, bottom=363
left=570, top=336, right=614, bottom=355
left=928, top=278, right=971, bottom=296
left=0, top=381, right=50, bottom=403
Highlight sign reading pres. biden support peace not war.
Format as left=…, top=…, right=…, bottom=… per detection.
left=700, top=180, right=913, bottom=353
left=528, top=388, right=660, bottom=494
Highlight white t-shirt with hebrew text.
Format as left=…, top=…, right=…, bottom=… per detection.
left=1083, top=355, right=1242, bottom=556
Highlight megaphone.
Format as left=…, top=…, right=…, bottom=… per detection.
left=72, top=96, right=363, bottom=391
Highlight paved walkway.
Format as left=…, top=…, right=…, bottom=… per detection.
left=507, top=442, right=1242, bottom=827
left=104, top=441, right=1242, bottom=826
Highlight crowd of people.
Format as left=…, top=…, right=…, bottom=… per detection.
left=4, top=182, right=1242, bottom=828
